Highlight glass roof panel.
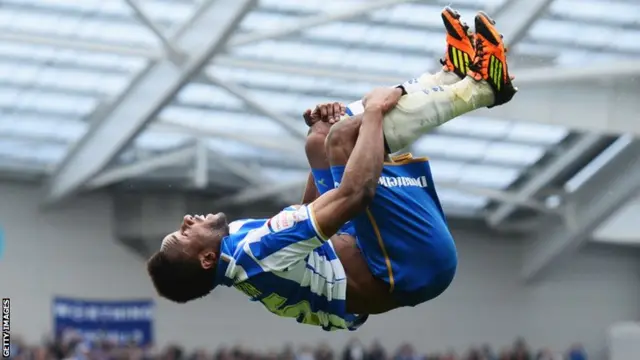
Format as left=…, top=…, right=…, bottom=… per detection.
left=0, top=62, right=130, bottom=95
left=240, top=12, right=300, bottom=31
left=0, top=0, right=590, bottom=214
left=177, top=84, right=244, bottom=109
left=4, top=88, right=98, bottom=116
left=3, top=0, right=132, bottom=15
left=549, top=0, right=640, bottom=25
left=413, top=134, right=546, bottom=167
left=4, top=0, right=197, bottom=30
left=0, top=42, right=147, bottom=73
left=529, top=19, right=640, bottom=54
left=507, top=122, right=569, bottom=144
left=521, top=0, right=640, bottom=65
left=429, top=116, right=569, bottom=146
left=161, top=106, right=306, bottom=138
left=133, top=131, right=192, bottom=151
left=299, top=22, right=442, bottom=53
left=206, top=138, right=299, bottom=161
left=258, top=0, right=369, bottom=13
left=370, top=3, right=448, bottom=27
left=229, top=40, right=432, bottom=76
left=428, top=159, right=519, bottom=189
left=0, top=138, right=67, bottom=164
left=436, top=188, right=488, bottom=209
left=208, top=66, right=378, bottom=99
left=0, top=9, right=158, bottom=47
left=0, top=115, right=86, bottom=142
left=459, top=163, right=520, bottom=189
left=429, top=160, right=465, bottom=183
left=262, top=167, right=308, bottom=183
left=5, top=90, right=97, bottom=116
left=484, top=142, right=545, bottom=166
left=413, top=135, right=490, bottom=162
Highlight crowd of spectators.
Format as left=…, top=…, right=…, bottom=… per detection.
left=9, top=335, right=588, bottom=360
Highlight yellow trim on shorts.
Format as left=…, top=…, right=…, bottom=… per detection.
left=365, top=208, right=395, bottom=293
left=384, top=152, right=429, bottom=165
left=307, top=203, right=329, bottom=241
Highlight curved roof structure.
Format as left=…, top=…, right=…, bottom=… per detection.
left=1, top=0, right=639, bottom=278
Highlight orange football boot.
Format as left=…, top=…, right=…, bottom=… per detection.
left=440, top=7, right=476, bottom=79
left=467, top=11, right=517, bottom=107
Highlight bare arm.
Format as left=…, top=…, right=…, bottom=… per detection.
left=300, top=172, right=320, bottom=204
left=308, top=88, right=400, bottom=238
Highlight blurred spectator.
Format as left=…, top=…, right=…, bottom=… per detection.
left=567, top=344, right=587, bottom=360
left=281, top=345, right=296, bottom=360
left=440, top=349, right=458, bottom=360
left=534, top=349, right=554, bottom=360
left=511, top=338, right=531, bottom=360
left=465, top=347, right=482, bottom=360
left=393, top=343, right=418, bottom=360
left=498, top=349, right=512, bottom=360
left=342, top=339, right=366, bottom=360
left=481, top=344, right=496, bottom=360
left=297, top=345, right=316, bottom=360
left=9, top=335, right=588, bottom=360
left=315, top=343, right=334, bottom=360
left=366, top=340, right=386, bottom=360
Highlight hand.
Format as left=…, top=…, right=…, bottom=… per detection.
left=362, top=87, right=402, bottom=113
left=303, top=102, right=346, bottom=127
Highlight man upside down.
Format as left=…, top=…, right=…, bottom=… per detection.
left=146, top=8, right=517, bottom=331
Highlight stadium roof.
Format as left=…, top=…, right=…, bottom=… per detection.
left=0, top=0, right=638, bottom=233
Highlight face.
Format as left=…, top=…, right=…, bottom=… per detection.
left=161, top=212, right=228, bottom=270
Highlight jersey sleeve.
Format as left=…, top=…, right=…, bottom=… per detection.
left=243, top=204, right=328, bottom=271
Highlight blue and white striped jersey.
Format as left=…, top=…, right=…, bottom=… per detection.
left=212, top=204, right=367, bottom=331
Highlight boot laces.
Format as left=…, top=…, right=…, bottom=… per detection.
left=469, top=38, right=485, bottom=72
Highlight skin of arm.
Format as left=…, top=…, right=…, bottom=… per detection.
left=300, top=172, right=320, bottom=204
left=309, top=88, right=399, bottom=239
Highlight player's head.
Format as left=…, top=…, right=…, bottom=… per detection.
left=146, top=213, right=229, bottom=303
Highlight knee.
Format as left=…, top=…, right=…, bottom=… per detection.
left=325, top=119, right=358, bottom=155
left=305, top=131, right=326, bottom=157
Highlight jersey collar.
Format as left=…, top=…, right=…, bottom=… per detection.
left=212, top=235, right=234, bottom=289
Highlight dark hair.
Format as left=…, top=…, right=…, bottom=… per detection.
left=146, top=249, right=215, bottom=303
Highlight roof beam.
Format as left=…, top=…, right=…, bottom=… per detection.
left=227, top=0, right=418, bottom=47
left=87, top=147, right=196, bottom=189
left=0, top=0, right=416, bottom=61
left=155, top=119, right=296, bottom=153
left=494, top=0, right=556, bottom=46
left=215, top=58, right=640, bottom=135
left=475, top=75, right=640, bottom=136
left=204, top=75, right=307, bottom=141
left=522, top=137, right=640, bottom=282
left=0, top=32, right=161, bottom=58
left=193, top=139, right=209, bottom=189
left=42, top=0, right=256, bottom=206
left=220, top=57, right=640, bottom=88
left=6, top=31, right=640, bottom=84
left=124, top=0, right=184, bottom=63
left=487, top=134, right=603, bottom=228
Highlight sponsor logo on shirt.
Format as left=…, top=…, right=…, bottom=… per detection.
left=267, top=208, right=307, bottom=232
left=334, top=176, right=428, bottom=189
left=378, top=176, right=428, bottom=188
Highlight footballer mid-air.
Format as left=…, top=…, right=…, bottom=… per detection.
left=146, top=8, right=517, bottom=331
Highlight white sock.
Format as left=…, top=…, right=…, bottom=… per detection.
left=383, top=77, right=495, bottom=152
left=404, top=70, right=461, bottom=91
